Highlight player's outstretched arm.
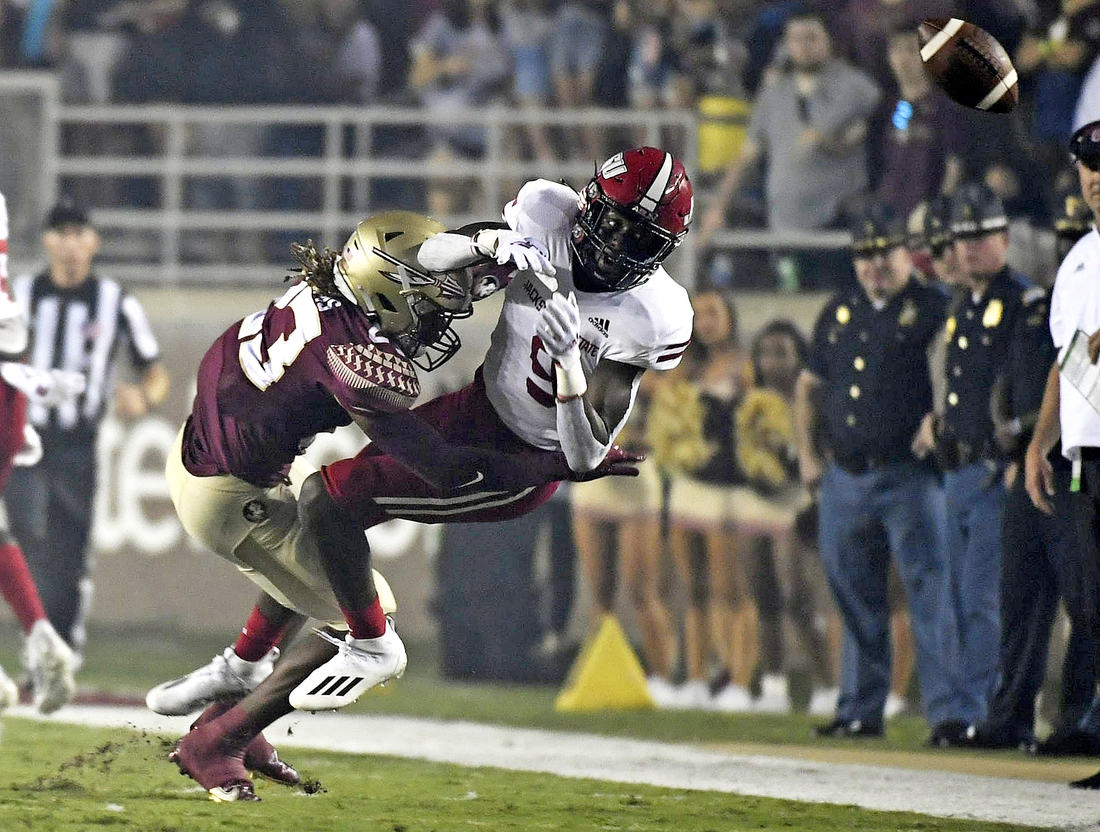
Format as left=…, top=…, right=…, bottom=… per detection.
left=351, top=409, right=574, bottom=492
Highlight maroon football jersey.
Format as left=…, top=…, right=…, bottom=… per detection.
left=183, top=282, right=420, bottom=487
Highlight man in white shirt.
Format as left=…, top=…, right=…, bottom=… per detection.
left=1025, top=119, right=1100, bottom=785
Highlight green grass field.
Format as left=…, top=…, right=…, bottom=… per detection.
left=0, top=624, right=1068, bottom=831
left=0, top=720, right=1050, bottom=832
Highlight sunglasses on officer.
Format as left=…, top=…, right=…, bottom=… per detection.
left=1070, top=122, right=1100, bottom=172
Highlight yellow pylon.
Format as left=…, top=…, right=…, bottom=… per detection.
left=554, top=614, right=656, bottom=712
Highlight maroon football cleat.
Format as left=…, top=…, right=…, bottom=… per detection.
left=244, top=733, right=300, bottom=786
left=170, top=721, right=260, bottom=803
left=185, top=701, right=300, bottom=786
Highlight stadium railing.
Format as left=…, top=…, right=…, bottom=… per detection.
left=0, top=72, right=854, bottom=289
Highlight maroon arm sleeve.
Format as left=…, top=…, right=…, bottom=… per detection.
left=361, top=408, right=568, bottom=492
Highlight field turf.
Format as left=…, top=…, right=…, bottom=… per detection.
left=0, top=625, right=1063, bottom=831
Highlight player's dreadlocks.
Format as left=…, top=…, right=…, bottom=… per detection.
left=287, top=240, right=341, bottom=297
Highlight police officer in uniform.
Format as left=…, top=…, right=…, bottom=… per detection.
left=796, top=201, right=957, bottom=737
left=926, top=182, right=1033, bottom=745
left=907, top=195, right=962, bottom=291
left=963, top=271, right=1093, bottom=750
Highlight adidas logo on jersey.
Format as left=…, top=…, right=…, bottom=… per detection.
left=588, top=317, right=610, bottom=337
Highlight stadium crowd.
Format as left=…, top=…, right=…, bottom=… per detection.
left=2, top=0, right=1100, bottom=767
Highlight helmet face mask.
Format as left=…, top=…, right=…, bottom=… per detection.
left=337, top=211, right=472, bottom=371
left=570, top=147, right=693, bottom=292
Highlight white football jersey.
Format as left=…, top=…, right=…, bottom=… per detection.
left=483, top=179, right=693, bottom=450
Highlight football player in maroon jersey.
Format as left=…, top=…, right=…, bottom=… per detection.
left=153, top=209, right=645, bottom=800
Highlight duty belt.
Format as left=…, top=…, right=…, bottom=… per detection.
left=831, top=450, right=909, bottom=475
left=935, top=437, right=990, bottom=471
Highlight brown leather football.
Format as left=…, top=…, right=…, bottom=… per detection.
left=917, top=18, right=1018, bottom=113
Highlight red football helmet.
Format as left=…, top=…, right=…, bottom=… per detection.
left=571, top=147, right=694, bottom=291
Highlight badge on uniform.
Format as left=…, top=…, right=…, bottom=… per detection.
left=945, top=316, right=956, bottom=341
left=898, top=299, right=918, bottom=327
left=836, top=305, right=851, bottom=325
left=983, top=298, right=1003, bottom=328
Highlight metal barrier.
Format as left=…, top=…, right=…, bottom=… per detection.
left=0, top=71, right=860, bottom=290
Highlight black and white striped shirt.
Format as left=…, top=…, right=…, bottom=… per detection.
left=11, top=271, right=160, bottom=444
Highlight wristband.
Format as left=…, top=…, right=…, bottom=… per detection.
left=554, top=359, right=587, bottom=400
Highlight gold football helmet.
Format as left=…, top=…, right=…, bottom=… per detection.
left=337, top=211, right=472, bottom=371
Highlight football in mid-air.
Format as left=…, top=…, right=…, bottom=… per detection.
left=917, top=18, right=1018, bottom=113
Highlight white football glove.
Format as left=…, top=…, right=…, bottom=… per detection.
left=536, top=292, right=582, bottom=370
left=0, top=363, right=86, bottom=407
left=13, top=423, right=41, bottom=467
left=473, top=229, right=556, bottom=278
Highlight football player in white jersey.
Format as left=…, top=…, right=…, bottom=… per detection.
left=166, top=147, right=693, bottom=800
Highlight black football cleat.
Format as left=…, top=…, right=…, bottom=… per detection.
left=1035, top=726, right=1100, bottom=757
left=1070, top=769, right=1100, bottom=790
left=958, top=723, right=1038, bottom=753
left=812, top=718, right=884, bottom=738
left=927, top=719, right=970, bottom=748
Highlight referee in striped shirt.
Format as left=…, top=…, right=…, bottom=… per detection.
left=6, top=200, right=169, bottom=658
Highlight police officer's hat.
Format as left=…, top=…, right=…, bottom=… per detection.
left=848, top=201, right=907, bottom=256
left=950, top=181, right=1008, bottom=238
left=1053, top=186, right=1093, bottom=239
left=1070, top=120, right=1100, bottom=170
left=907, top=195, right=954, bottom=253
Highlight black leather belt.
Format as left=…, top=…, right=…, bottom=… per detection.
left=936, top=438, right=989, bottom=472
left=831, top=450, right=907, bottom=475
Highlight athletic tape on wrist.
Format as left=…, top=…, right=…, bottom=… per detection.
left=554, top=359, right=587, bottom=400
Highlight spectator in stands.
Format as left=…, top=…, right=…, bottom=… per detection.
left=628, top=2, right=689, bottom=111
left=319, top=0, right=382, bottom=105
left=826, top=0, right=950, bottom=94
left=699, top=10, right=880, bottom=290
left=550, top=0, right=607, bottom=162
left=740, top=1, right=807, bottom=97
left=409, top=0, right=511, bottom=216
left=174, top=0, right=300, bottom=262
left=572, top=371, right=678, bottom=707
left=499, top=0, right=556, bottom=162
left=648, top=290, right=757, bottom=711
left=1016, top=1, right=1100, bottom=181
left=874, top=28, right=964, bottom=219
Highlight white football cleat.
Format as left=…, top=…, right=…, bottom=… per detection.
left=145, top=646, right=279, bottom=716
left=24, top=619, right=76, bottom=714
left=0, top=663, right=19, bottom=711
left=289, top=619, right=407, bottom=711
